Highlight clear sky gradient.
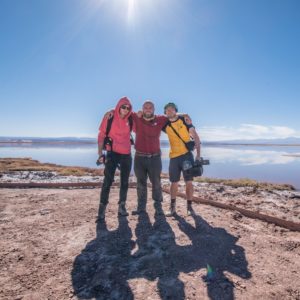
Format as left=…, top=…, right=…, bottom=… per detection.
left=1, top=0, right=299, bottom=141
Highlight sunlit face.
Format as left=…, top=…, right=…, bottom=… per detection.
left=119, top=104, right=131, bottom=118
left=165, top=106, right=177, bottom=119
left=142, top=102, right=154, bottom=119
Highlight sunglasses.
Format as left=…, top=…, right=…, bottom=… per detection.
left=120, top=105, right=130, bottom=110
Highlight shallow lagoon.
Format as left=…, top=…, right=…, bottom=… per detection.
left=1, top=143, right=299, bottom=189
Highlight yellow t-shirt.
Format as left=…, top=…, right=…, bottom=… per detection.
left=163, top=116, right=194, bottom=158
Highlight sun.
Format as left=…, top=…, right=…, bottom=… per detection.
left=89, top=0, right=169, bottom=27
left=127, top=0, right=136, bottom=23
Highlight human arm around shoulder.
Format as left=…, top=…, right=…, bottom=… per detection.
left=155, top=115, right=168, bottom=130
left=178, top=113, right=192, bottom=125
left=136, top=111, right=143, bottom=118
left=104, top=108, right=114, bottom=119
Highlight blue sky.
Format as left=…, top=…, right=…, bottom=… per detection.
left=0, top=0, right=299, bottom=141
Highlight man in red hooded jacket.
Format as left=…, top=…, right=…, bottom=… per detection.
left=96, top=97, right=134, bottom=221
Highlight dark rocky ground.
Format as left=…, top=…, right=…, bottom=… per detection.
left=0, top=187, right=299, bottom=299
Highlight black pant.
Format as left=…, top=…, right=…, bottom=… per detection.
left=134, top=154, right=163, bottom=210
left=100, top=152, right=132, bottom=206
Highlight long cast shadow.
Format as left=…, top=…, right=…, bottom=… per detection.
left=72, top=206, right=251, bottom=299
left=173, top=208, right=251, bottom=299
left=71, top=216, right=134, bottom=300
left=130, top=209, right=185, bottom=299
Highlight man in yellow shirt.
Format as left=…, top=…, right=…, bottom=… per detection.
left=162, top=102, right=201, bottom=216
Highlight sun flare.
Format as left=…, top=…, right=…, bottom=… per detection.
left=89, top=0, right=172, bottom=28
left=127, top=0, right=136, bottom=22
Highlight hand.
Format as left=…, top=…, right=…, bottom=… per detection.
left=184, top=114, right=192, bottom=125
left=195, top=155, right=201, bottom=162
left=99, top=155, right=105, bottom=163
left=137, top=110, right=143, bottom=118
left=96, top=155, right=105, bottom=166
left=104, top=110, right=114, bottom=119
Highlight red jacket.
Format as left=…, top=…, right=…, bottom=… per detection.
left=98, top=97, right=134, bottom=155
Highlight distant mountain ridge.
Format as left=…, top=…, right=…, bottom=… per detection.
left=0, top=137, right=97, bottom=143
left=1, top=136, right=300, bottom=145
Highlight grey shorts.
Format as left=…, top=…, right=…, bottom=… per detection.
left=169, top=152, right=194, bottom=182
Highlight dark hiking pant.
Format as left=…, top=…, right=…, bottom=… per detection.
left=134, top=154, right=163, bottom=211
left=99, top=152, right=132, bottom=208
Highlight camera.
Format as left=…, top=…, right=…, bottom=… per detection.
left=96, top=154, right=106, bottom=166
left=196, top=157, right=210, bottom=166
left=183, top=157, right=210, bottom=177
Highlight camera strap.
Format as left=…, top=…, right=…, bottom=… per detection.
left=167, top=121, right=193, bottom=148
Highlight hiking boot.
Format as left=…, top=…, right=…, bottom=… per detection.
left=118, top=202, right=129, bottom=216
left=166, top=200, right=176, bottom=217
left=187, top=200, right=193, bottom=216
left=132, top=200, right=146, bottom=215
left=95, top=203, right=107, bottom=222
left=132, top=208, right=146, bottom=215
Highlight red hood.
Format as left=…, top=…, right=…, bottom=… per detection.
left=114, top=97, right=132, bottom=121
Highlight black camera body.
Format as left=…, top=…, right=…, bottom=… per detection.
left=183, top=157, right=210, bottom=177
left=96, top=154, right=106, bottom=166
left=196, top=157, right=210, bottom=166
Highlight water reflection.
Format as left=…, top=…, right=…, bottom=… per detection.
left=203, top=147, right=300, bottom=166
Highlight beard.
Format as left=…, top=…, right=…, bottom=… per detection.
left=143, top=112, right=154, bottom=119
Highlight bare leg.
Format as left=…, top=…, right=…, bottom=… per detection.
left=166, top=182, right=178, bottom=217
left=171, top=182, right=178, bottom=199
left=186, top=180, right=193, bottom=216
left=185, top=181, right=193, bottom=200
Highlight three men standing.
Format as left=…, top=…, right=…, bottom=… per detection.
left=97, top=98, right=201, bottom=220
